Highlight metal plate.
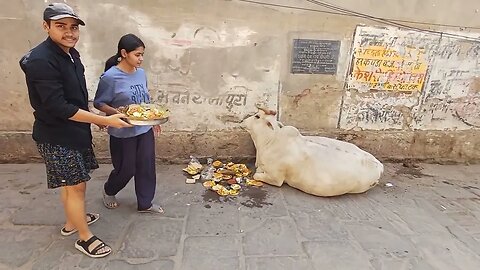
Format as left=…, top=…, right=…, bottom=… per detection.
left=125, top=117, right=169, bottom=126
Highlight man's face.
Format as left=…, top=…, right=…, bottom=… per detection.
left=43, top=17, right=80, bottom=53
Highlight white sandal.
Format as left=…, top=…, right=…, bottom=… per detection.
left=138, top=204, right=164, bottom=214
left=102, top=189, right=119, bottom=209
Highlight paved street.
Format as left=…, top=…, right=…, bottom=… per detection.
left=1, top=162, right=480, bottom=270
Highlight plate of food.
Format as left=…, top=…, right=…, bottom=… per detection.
left=118, top=103, right=169, bottom=126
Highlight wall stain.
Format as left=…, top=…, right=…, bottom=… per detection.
left=290, top=88, right=312, bottom=107
left=193, top=26, right=219, bottom=40
left=470, top=77, right=480, bottom=93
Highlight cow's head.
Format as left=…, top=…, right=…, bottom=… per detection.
left=241, top=106, right=279, bottom=141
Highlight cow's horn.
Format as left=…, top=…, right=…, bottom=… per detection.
left=256, top=106, right=277, bottom=116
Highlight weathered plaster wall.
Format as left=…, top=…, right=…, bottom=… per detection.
left=340, top=26, right=480, bottom=131
left=1, top=0, right=480, bottom=163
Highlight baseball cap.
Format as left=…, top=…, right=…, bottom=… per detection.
left=43, top=3, right=85, bottom=26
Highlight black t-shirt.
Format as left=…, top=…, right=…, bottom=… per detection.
left=19, top=37, right=92, bottom=150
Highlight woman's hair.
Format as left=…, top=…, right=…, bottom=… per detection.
left=104, top=33, right=145, bottom=71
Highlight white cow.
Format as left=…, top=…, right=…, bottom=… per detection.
left=241, top=108, right=383, bottom=197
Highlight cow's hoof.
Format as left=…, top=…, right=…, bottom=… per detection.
left=253, top=172, right=263, bottom=180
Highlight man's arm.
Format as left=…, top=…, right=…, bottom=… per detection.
left=26, top=59, right=130, bottom=128
left=27, top=58, right=80, bottom=119
left=69, top=109, right=130, bottom=128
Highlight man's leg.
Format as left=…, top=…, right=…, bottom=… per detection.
left=62, top=182, right=110, bottom=254
left=60, top=185, right=97, bottom=232
left=62, top=182, right=91, bottom=240
left=62, top=182, right=111, bottom=254
left=61, top=187, right=75, bottom=232
left=60, top=188, right=75, bottom=231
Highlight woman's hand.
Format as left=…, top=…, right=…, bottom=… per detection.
left=153, top=125, right=162, bottom=136
left=95, top=123, right=108, bottom=131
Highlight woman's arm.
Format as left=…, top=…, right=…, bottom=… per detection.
left=93, top=75, right=117, bottom=115
left=96, top=104, right=121, bottom=116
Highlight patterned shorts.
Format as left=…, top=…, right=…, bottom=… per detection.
left=37, top=143, right=99, bottom=189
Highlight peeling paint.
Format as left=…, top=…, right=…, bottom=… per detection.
left=454, top=95, right=480, bottom=127
left=341, top=25, right=480, bottom=131
left=414, top=33, right=480, bottom=130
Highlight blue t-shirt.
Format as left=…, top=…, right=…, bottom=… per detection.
left=94, top=66, right=152, bottom=138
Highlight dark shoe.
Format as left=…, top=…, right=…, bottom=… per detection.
left=75, top=235, right=111, bottom=258
left=60, top=213, right=100, bottom=236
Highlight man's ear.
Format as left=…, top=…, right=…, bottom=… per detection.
left=42, top=21, right=49, bottom=32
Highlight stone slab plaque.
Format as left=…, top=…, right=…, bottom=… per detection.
left=291, top=39, right=340, bottom=74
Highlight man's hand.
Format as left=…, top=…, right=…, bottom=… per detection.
left=105, top=114, right=133, bottom=128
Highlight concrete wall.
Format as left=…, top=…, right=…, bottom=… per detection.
left=1, top=0, right=480, bottom=163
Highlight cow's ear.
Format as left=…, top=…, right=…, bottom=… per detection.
left=266, top=117, right=279, bottom=131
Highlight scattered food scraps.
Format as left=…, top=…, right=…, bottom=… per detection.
left=182, top=156, right=203, bottom=175
left=184, top=157, right=262, bottom=197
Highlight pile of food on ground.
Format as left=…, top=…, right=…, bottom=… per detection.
left=183, top=157, right=264, bottom=196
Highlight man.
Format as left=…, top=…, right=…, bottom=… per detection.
left=19, top=3, right=131, bottom=258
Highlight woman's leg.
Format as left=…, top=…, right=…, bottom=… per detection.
left=104, top=136, right=137, bottom=197
left=134, top=129, right=157, bottom=210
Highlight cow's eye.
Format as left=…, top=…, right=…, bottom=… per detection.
left=254, top=115, right=260, bottom=119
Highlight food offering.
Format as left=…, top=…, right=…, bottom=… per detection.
left=183, top=162, right=203, bottom=176
left=118, top=103, right=169, bottom=125
left=184, top=157, right=263, bottom=197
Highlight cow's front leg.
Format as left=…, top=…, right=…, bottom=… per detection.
left=253, top=172, right=283, bottom=187
left=255, top=165, right=264, bottom=174
left=255, top=156, right=265, bottom=174
left=254, top=149, right=260, bottom=168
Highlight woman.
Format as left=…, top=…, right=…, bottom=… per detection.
left=94, top=33, right=163, bottom=213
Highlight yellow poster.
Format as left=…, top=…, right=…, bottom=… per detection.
left=350, top=46, right=428, bottom=92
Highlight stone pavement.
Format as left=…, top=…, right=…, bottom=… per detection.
left=1, top=162, right=480, bottom=270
